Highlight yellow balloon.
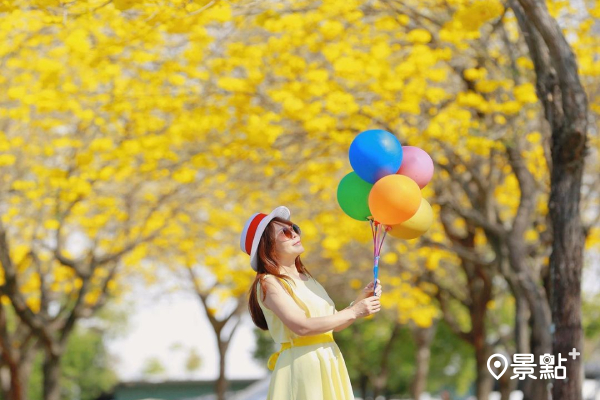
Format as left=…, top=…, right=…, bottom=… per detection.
left=388, top=198, right=434, bottom=240
left=368, top=175, right=421, bottom=225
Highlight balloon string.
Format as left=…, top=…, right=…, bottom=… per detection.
left=370, top=220, right=379, bottom=294
left=373, top=225, right=390, bottom=293
left=376, top=224, right=380, bottom=256
left=376, top=223, right=381, bottom=256
left=369, top=220, right=389, bottom=293
left=373, top=255, right=380, bottom=292
left=374, top=223, right=386, bottom=257
left=379, top=222, right=382, bottom=250
left=369, top=219, right=376, bottom=259
left=378, top=225, right=388, bottom=255
left=374, top=222, right=378, bottom=257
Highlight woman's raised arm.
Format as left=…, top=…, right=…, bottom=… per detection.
left=262, top=276, right=380, bottom=336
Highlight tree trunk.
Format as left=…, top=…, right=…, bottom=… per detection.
left=372, top=378, right=383, bottom=400
left=516, top=295, right=533, bottom=399
left=4, top=349, right=36, bottom=400
left=1, top=361, right=24, bottom=400
left=509, top=1, right=589, bottom=400
left=471, top=279, right=493, bottom=400
left=514, top=295, right=530, bottom=356
left=216, top=340, right=230, bottom=400
left=18, top=349, right=35, bottom=400
left=475, top=360, right=494, bottom=400
left=371, top=321, right=402, bottom=398
left=0, top=364, right=23, bottom=400
left=359, top=373, right=369, bottom=400
left=435, top=213, right=496, bottom=400
left=506, top=253, right=552, bottom=400
left=0, top=329, right=36, bottom=400
left=527, top=313, right=552, bottom=400
left=549, top=158, right=585, bottom=400
left=43, top=352, right=61, bottom=400
left=194, top=283, right=246, bottom=400
left=409, top=322, right=436, bottom=400
left=507, top=261, right=552, bottom=400
left=473, top=335, right=493, bottom=400
left=499, top=367, right=515, bottom=400
left=0, top=365, right=7, bottom=400
left=503, top=140, right=553, bottom=400
left=213, top=315, right=244, bottom=400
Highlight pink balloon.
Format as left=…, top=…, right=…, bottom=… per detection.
left=396, top=146, right=434, bottom=189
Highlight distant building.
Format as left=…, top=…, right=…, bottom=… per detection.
left=98, top=379, right=261, bottom=400
left=186, top=377, right=271, bottom=400
left=97, top=365, right=600, bottom=400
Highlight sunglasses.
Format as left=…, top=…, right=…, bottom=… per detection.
left=277, top=223, right=302, bottom=241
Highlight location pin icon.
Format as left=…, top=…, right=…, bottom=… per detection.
left=487, top=354, right=508, bottom=380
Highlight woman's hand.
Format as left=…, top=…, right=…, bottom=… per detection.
left=355, top=279, right=383, bottom=303
left=364, top=279, right=382, bottom=297
left=351, top=296, right=381, bottom=319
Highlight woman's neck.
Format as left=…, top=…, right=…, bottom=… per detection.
left=279, top=263, right=301, bottom=278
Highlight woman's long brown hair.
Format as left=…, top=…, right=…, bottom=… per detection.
left=248, top=217, right=312, bottom=330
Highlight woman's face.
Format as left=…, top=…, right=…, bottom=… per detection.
left=271, top=221, right=304, bottom=261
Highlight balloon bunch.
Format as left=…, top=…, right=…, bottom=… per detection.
left=337, top=129, right=434, bottom=291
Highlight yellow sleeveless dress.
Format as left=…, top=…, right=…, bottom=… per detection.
left=256, top=274, right=355, bottom=400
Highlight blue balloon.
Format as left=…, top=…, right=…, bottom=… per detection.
left=349, top=129, right=403, bottom=183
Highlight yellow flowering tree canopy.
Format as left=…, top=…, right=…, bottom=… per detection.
left=2, top=0, right=598, bottom=335
left=0, top=0, right=599, bottom=398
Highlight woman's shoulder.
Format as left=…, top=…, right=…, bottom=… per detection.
left=260, top=273, right=278, bottom=283
left=258, top=274, right=281, bottom=287
left=259, top=274, right=294, bottom=295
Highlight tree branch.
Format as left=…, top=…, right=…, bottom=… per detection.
left=0, top=220, right=54, bottom=353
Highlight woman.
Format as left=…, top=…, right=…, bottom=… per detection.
left=241, top=206, right=382, bottom=400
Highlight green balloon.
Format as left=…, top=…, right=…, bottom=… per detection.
left=337, top=172, right=373, bottom=221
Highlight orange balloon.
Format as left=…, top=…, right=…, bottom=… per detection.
left=368, top=175, right=421, bottom=225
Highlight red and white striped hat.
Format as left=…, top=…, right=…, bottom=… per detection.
left=240, top=206, right=291, bottom=271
